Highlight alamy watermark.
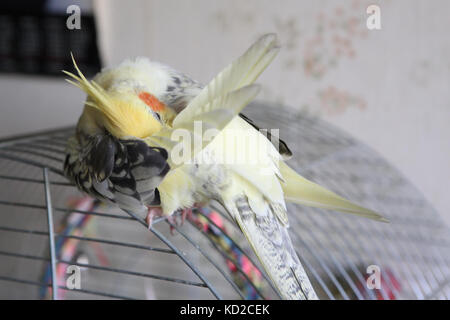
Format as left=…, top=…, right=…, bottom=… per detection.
left=366, top=264, right=381, bottom=290
left=166, top=121, right=282, bottom=175
left=66, top=265, right=81, bottom=290
left=66, top=5, right=81, bottom=30
left=366, top=5, right=381, bottom=30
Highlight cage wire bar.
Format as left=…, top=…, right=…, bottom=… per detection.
left=42, top=168, right=58, bottom=299
left=0, top=102, right=449, bottom=300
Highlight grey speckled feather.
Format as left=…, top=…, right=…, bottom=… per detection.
left=64, top=132, right=169, bottom=217
left=228, top=195, right=318, bottom=300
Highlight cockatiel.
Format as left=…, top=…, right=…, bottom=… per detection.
left=64, top=34, right=387, bottom=300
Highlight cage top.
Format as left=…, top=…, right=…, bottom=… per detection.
left=0, top=103, right=449, bottom=300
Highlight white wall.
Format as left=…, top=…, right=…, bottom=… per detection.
left=0, top=75, right=85, bottom=137
left=0, top=0, right=449, bottom=224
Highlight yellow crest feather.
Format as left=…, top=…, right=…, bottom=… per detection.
left=64, top=53, right=162, bottom=138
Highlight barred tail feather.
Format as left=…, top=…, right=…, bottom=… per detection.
left=225, top=196, right=318, bottom=300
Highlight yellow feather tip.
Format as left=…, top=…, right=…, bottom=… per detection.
left=63, top=53, right=164, bottom=139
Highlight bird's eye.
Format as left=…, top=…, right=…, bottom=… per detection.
left=154, top=113, right=161, bottom=121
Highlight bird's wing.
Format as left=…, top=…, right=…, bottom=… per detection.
left=197, top=116, right=316, bottom=299
left=172, top=33, right=279, bottom=127
left=280, top=161, right=388, bottom=222
left=146, top=33, right=279, bottom=168
left=162, top=35, right=290, bottom=158
left=220, top=119, right=387, bottom=222
left=145, top=84, right=260, bottom=169
left=147, top=33, right=280, bottom=167
left=64, top=134, right=169, bottom=215
left=239, top=112, right=292, bottom=159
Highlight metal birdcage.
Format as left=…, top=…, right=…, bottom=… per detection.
left=0, top=102, right=449, bottom=300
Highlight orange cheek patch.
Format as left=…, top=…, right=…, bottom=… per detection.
left=138, top=91, right=166, bottom=112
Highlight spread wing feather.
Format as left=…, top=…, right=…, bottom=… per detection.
left=173, top=33, right=279, bottom=127
left=146, top=85, right=261, bottom=168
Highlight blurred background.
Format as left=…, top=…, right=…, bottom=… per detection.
left=0, top=0, right=448, bottom=225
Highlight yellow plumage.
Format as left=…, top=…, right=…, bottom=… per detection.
left=280, top=161, right=388, bottom=222
left=64, top=54, right=163, bottom=138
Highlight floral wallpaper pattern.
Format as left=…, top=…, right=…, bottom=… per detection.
left=299, top=0, right=381, bottom=116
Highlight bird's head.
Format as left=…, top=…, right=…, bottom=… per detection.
left=64, top=55, right=169, bottom=139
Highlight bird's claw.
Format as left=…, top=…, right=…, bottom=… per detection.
left=145, top=207, right=163, bottom=229
left=167, top=215, right=179, bottom=235
left=180, top=208, right=192, bottom=225
left=182, top=207, right=203, bottom=229
left=167, top=207, right=202, bottom=235
left=148, top=205, right=203, bottom=235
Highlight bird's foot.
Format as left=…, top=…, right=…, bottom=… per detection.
left=166, top=210, right=189, bottom=235
left=182, top=206, right=203, bottom=229
left=145, top=207, right=163, bottom=229
left=163, top=211, right=185, bottom=235
left=180, top=208, right=193, bottom=225
left=166, top=206, right=203, bottom=235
